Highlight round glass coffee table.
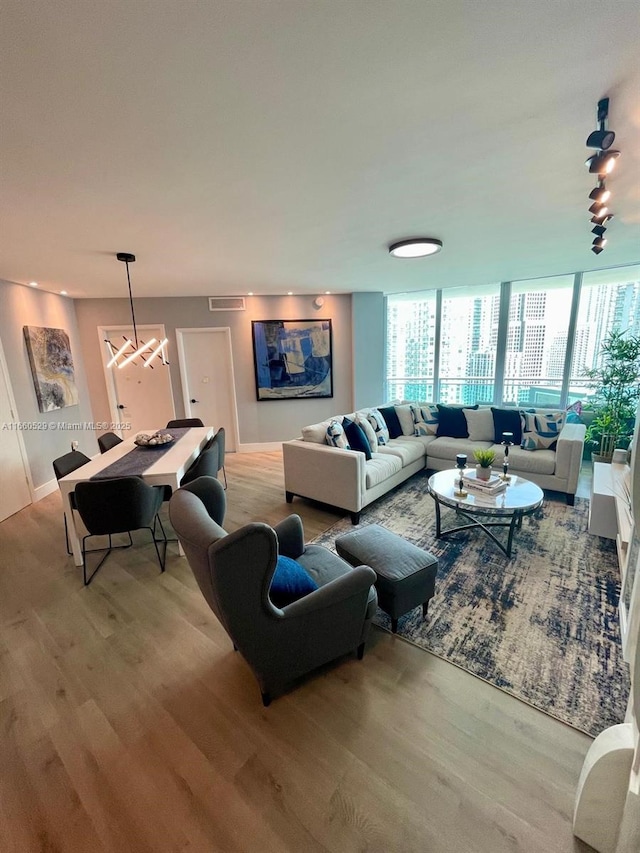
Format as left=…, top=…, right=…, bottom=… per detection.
left=427, top=469, right=544, bottom=558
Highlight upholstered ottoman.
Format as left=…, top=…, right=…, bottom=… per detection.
left=335, top=524, right=438, bottom=633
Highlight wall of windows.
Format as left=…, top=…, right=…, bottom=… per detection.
left=386, top=264, right=640, bottom=407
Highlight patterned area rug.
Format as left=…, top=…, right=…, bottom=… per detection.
left=313, top=471, right=630, bottom=737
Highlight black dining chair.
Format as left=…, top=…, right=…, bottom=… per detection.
left=166, top=418, right=204, bottom=429
left=97, top=431, right=123, bottom=454
left=180, top=446, right=219, bottom=487
left=204, top=427, right=227, bottom=489
left=74, top=476, right=167, bottom=586
left=53, top=450, right=92, bottom=555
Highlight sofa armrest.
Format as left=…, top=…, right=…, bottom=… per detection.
left=555, top=422, right=586, bottom=492
left=282, top=439, right=366, bottom=512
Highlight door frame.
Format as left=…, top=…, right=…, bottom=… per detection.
left=0, top=334, right=35, bottom=508
left=175, top=327, right=240, bottom=451
left=97, top=324, right=175, bottom=433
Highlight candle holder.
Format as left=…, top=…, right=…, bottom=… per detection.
left=501, top=432, right=514, bottom=481
left=454, top=453, right=468, bottom=498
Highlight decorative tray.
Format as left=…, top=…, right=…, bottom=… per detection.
left=134, top=432, right=174, bottom=448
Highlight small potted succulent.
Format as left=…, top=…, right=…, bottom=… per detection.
left=474, top=448, right=496, bottom=480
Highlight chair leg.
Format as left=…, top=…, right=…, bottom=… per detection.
left=261, top=691, right=272, bottom=707
left=391, top=618, right=398, bottom=633
left=222, top=465, right=227, bottom=490
left=64, top=513, right=71, bottom=556
left=149, top=516, right=168, bottom=572
left=357, top=642, right=365, bottom=660
left=422, top=600, right=430, bottom=619
left=82, top=535, right=113, bottom=586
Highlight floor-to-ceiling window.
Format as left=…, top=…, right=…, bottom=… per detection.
left=386, top=263, right=640, bottom=407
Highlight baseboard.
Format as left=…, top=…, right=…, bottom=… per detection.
left=34, top=478, right=59, bottom=502
left=237, top=441, right=284, bottom=453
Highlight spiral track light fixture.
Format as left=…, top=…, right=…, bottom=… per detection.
left=584, top=97, right=620, bottom=254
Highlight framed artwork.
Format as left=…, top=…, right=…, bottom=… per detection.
left=252, top=319, right=333, bottom=401
left=23, top=325, right=79, bottom=412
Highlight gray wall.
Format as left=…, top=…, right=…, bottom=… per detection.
left=0, top=279, right=97, bottom=489
left=352, top=292, right=385, bottom=408
left=74, top=294, right=359, bottom=445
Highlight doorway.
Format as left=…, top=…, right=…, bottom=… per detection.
left=176, top=328, right=239, bottom=451
left=0, top=337, right=33, bottom=520
left=98, top=325, right=175, bottom=436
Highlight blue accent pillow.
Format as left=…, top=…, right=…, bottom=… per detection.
left=378, top=405, right=403, bottom=439
left=436, top=404, right=478, bottom=438
left=491, top=407, right=523, bottom=445
left=342, top=417, right=372, bottom=460
left=270, top=555, right=319, bottom=607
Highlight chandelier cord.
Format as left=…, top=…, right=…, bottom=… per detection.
left=124, top=259, right=139, bottom=347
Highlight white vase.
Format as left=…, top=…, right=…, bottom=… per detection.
left=476, top=464, right=492, bottom=480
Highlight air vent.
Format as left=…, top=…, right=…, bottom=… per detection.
left=208, top=296, right=246, bottom=312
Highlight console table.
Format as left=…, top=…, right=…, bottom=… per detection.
left=589, top=462, right=633, bottom=574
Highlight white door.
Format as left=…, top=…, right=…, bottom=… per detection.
left=99, top=325, right=175, bottom=436
left=176, top=328, right=239, bottom=451
left=0, top=338, right=32, bottom=520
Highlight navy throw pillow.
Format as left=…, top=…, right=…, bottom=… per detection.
left=436, top=404, right=478, bottom=438
left=270, top=555, right=319, bottom=607
left=491, top=407, right=523, bottom=445
left=377, top=405, right=403, bottom=439
left=342, top=417, right=372, bottom=460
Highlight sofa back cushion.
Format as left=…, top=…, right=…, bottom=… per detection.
left=436, top=404, right=478, bottom=438
left=303, top=417, right=342, bottom=444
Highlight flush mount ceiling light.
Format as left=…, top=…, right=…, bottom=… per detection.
left=389, top=238, right=443, bottom=258
left=104, top=253, right=169, bottom=369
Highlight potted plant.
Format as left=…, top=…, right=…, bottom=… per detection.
left=474, top=448, right=496, bottom=480
left=584, top=329, right=640, bottom=463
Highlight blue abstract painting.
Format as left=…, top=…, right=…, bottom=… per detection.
left=23, top=326, right=79, bottom=412
left=252, top=319, right=333, bottom=400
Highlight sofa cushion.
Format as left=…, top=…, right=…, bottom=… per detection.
left=378, top=405, right=403, bottom=439
left=303, top=417, right=341, bottom=444
left=377, top=438, right=425, bottom=466
left=436, top=404, right=478, bottom=438
left=464, top=407, right=495, bottom=442
left=492, top=444, right=556, bottom=475
left=394, top=404, right=416, bottom=437
left=354, top=413, right=378, bottom=452
left=270, top=555, right=319, bottom=607
left=520, top=411, right=565, bottom=451
left=491, top=407, right=523, bottom=445
left=365, top=453, right=402, bottom=488
left=412, top=404, right=439, bottom=436
left=365, top=409, right=390, bottom=445
left=427, top=436, right=493, bottom=462
left=326, top=419, right=349, bottom=449
left=342, top=417, right=372, bottom=460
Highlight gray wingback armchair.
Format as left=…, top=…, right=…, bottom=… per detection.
left=169, top=476, right=377, bottom=706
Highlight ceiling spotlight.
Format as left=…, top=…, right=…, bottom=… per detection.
left=590, top=212, right=614, bottom=225
left=586, top=129, right=616, bottom=150
left=389, top=238, right=443, bottom=258
left=592, top=236, right=607, bottom=250
left=588, top=201, right=608, bottom=216
left=585, top=150, right=620, bottom=175
left=591, top=225, right=607, bottom=237
left=588, top=184, right=611, bottom=204
left=591, top=244, right=605, bottom=255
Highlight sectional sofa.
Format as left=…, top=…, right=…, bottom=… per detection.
left=282, top=402, right=586, bottom=523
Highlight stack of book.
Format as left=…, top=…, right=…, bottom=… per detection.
left=461, top=471, right=508, bottom=495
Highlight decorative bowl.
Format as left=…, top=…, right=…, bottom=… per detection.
left=134, top=432, right=174, bottom=448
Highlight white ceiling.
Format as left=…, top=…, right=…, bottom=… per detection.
left=1, top=0, right=639, bottom=299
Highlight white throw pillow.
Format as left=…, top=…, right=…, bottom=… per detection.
left=355, top=413, right=378, bottom=453
left=394, top=404, right=416, bottom=437
left=463, top=407, right=495, bottom=442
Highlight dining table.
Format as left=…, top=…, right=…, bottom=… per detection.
left=58, top=426, right=214, bottom=567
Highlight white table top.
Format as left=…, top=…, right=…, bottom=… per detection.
left=428, top=468, right=544, bottom=516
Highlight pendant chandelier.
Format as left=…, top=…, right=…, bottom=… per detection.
left=104, top=252, right=169, bottom=369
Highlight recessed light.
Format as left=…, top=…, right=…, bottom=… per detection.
left=247, top=291, right=253, bottom=296
left=60, top=290, right=68, bottom=295
left=29, top=281, right=38, bottom=287
left=325, top=291, right=331, bottom=295
left=287, top=291, right=293, bottom=295
left=389, top=238, right=443, bottom=258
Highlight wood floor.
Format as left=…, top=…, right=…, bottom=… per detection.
left=0, top=451, right=596, bottom=852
